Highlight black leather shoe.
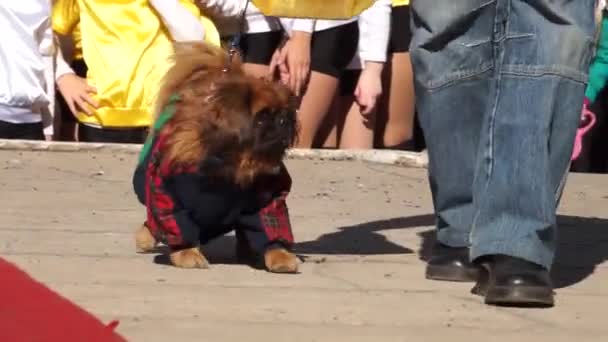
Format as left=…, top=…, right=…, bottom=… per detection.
left=425, top=244, right=482, bottom=282
left=471, top=255, right=555, bottom=308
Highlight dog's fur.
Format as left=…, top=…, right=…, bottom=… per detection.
left=153, top=42, right=297, bottom=187
left=135, top=42, right=298, bottom=273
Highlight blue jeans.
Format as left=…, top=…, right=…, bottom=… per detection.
left=409, top=0, right=596, bottom=269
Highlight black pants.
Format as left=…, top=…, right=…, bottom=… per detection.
left=0, top=121, right=44, bottom=140
left=78, top=125, right=148, bottom=144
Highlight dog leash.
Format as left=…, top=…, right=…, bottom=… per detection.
left=224, top=0, right=252, bottom=72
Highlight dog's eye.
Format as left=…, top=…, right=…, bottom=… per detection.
left=254, top=108, right=273, bottom=124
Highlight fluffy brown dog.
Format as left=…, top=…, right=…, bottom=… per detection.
left=132, top=42, right=299, bottom=273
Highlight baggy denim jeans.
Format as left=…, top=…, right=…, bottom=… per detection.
left=409, top=0, right=596, bottom=269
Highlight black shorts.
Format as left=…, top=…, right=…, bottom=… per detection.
left=310, top=21, right=359, bottom=78
left=236, top=21, right=359, bottom=78
left=0, top=120, right=44, bottom=140
left=389, top=5, right=412, bottom=53
left=78, top=125, right=148, bottom=144
left=57, top=59, right=88, bottom=124
left=339, top=69, right=362, bottom=96
left=239, top=30, right=284, bottom=65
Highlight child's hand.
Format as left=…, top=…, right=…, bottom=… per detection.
left=282, top=32, right=311, bottom=96
left=286, top=32, right=311, bottom=96
left=354, top=62, right=384, bottom=115
left=57, top=74, right=98, bottom=115
left=572, top=97, right=597, bottom=161
left=268, top=40, right=290, bottom=86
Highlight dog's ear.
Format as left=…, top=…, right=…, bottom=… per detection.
left=154, top=42, right=243, bottom=125
left=163, top=76, right=257, bottom=170
left=244, top=76, right=293, bottom=118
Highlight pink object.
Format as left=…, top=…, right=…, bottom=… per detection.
left=572, top=98, right=597, bottom=161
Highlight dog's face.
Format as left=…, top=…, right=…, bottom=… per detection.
left=158, top=43, right=297, bottom=185
left=251, top=106, right=297, bottom=157
left=196, top=75, right=298, bottom=166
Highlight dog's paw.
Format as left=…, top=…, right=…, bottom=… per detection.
left=170, top=247, right=209, bottom=269
left=264, top=248, right=299, bottom=274
left=135, top=223, right=157, bottom=253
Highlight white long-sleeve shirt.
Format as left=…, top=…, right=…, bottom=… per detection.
left=150, top=0, right=206, bottom=41
left=347, top=0, right=392, bottom=70
left=278, top=18, right=357, bottom=36
left=200, top=0, right=282, bottom=34
left=0, top=0, right=55, bottom=135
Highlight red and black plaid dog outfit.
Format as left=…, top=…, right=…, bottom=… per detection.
left=132, top=116, right=294, bottom=260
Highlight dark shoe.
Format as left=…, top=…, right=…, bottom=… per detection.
left=471, top=255, right=555, bottom=308
left=425, top=244, right=482, bottom=282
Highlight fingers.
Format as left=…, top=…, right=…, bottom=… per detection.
left=355, top=85, right=376, bottom=116
left=68, top=92, right=98, bottom=116
left=66, top=98, right=78, bottom=116
left=81, top=93, right=99, bottom=111
left=288, top=59, right=309, bottom=96
left=295, top=62, right=308, bottom=96
left=279, top=62, right=290, bottom=86
left=74, top=95, right=93, bottom=115
left=268, top=50, right=281, bottom=81
left=290, top=64, right=298, bottom=95
left=86, top=84, right=97, bottom=94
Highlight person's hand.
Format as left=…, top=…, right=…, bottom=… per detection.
left=268, top=40, right=290, bottom=85
left=56, top=73, right=98, bottom=115
left=354, top=62, right=384, bottom=115
left=283, top=31, right=311, bottom=96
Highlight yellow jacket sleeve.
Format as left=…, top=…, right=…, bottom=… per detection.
left=52, top=0, right=80, bottom=35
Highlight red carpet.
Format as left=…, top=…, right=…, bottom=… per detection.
left=0, top=258, right=127, bottom=341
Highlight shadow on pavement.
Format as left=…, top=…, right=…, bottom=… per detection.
left=152, top=214, right=608, bottom=289
left=294, top=214, right=435, bottom=255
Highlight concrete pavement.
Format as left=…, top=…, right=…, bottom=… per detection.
left=1, top=148, right=607, bottom=342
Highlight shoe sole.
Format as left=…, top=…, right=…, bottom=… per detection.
left=426, top=264, right=481, bottom=282
left=483, top=285, right=554, bottom=308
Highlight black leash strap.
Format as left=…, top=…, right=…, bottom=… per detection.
left=224, top=0, right=251, bottom=72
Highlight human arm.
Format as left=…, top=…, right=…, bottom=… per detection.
left=353, top=0, right=391, bottom=114
left=40, top=19, right=55, bottom=139
left=357, top=0, right=391, bottom=66
left=54, top=35, right=98, bottom=115
left=150, top=0, right=206, bottom=41
left=271, top=18, right=315, bottom=96
left=586, top=10, right=608, bottom=104
left=355, top=62, right=384, bottom=115
left=198, top=0, right=247, bottom=16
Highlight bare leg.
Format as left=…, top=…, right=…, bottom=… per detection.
left=377, top=52, right=416, bottom=148
left=297, top=71, right=339, bottom=148
left=338, top=95, right=375, bottom=149
left=318, top=96, right=340, bottom=148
